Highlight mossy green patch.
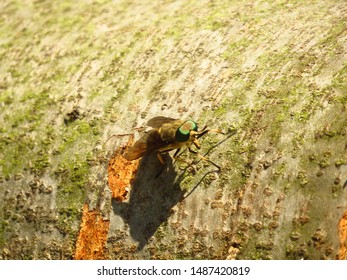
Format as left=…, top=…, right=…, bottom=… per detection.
left=0, top=220, right=5, bottom=248
left=54, top=158, right=89, bottom=236
left=331, top=62, right=347, bottom=93
left=56, top=206, right=82, bottom=236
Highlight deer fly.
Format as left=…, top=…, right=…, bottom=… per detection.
left=123, top=116, right=223, bottom=169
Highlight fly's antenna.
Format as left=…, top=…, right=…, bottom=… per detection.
left=196, top=128, right=224, bottom=139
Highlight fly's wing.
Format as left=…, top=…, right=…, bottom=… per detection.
left=123, top=121, right=183, bottom=161
left=123, top=133, right=149, bottom=160
left=124, top=116, right=175, bottom=160
left=123, top=128, right=170, bottom=160
left=147, top=116, right=177, bottom=128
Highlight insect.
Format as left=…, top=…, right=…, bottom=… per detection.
left=123, top=116, right=223, bottom=169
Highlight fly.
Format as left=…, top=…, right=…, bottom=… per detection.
left=123, top=116, right=224, bottom=170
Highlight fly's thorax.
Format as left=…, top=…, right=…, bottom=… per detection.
left=157, top=120, right=182, bottom=142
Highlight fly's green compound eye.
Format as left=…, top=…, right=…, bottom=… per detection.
left=175, top=121, right=198, bottom=142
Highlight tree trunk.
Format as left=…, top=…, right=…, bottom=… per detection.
left=0, top=0, right=346, bottom=260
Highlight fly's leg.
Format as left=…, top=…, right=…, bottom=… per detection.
left=188, top=148, right=221, bottom=170
left=156, top=152, right=165, bottom=164
left=173, top=148, right=190, bottom=164
left=196, top=129, right=224, bottom=139
left=155, top=152, right=166, bottom=178
left=173, top=148, right=181, bottom=159
left=172, top=148, right=198, bottom=173
left=173, top=148, right=191, bottom=165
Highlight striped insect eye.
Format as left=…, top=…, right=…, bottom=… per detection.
left=175, top=121, right=198, bottom=142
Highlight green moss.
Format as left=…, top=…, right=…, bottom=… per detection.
left=318, top=158, right=330, bottom=168
left=56, top=160, right=89, bottom=193
left=76, top=121, right=92, bottom=134
left=222, top=38, right=253, bottom=63
left=318, top=21, right=346, bottom=54
left=297, top=171, right=308, bottom=187
left=31, top=153, right=51, bottom=175
left=335, top=159, right=346, bottom=167
left=269, top=122, right=283, bottom=143
left=0, top=129, right=34, bottom=178
left=0, top=220, right=5, bottom=248
left=0, top=90, right=14, bottom=105
left=273, top=162, right=286, bottom=177
left=54, top=157, right=89, bottom=236
left=214, top=99, right=232, bottom=117
left=154, top=222, right=169, bottom=241
left=56, top=207, right=82, bottom=236
left=194, top=9, right=230, bottom=31
left=331, top=63, right=347, bottom=91
left=291, top=133, right=305, bottom=153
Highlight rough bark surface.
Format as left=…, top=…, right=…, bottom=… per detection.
left=0, top=0, right=347, bottom=260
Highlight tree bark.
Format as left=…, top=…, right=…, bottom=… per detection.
left=0, top=0, right=346, bottom=260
